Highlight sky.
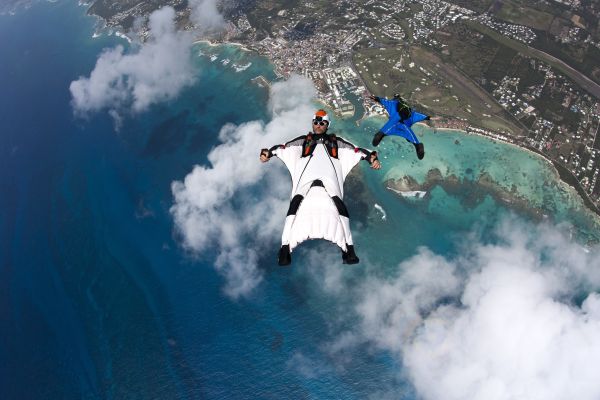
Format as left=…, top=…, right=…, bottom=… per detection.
left=68, top=1, right=600, bottom=398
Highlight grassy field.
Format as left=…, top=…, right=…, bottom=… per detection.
left=447, top=0, right=495, bottom=13
left=434, top=25, right=500, bottom=79
left=491, top=0, right=555, bottom=31
left=465, top=21, right=600, bottom=93
left=352, top=45, right=524, bottom=136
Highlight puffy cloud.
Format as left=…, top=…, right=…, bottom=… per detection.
left=70, top=7, right=196, bottom=116
left=189, top=0, right=226, bottom=32
left=326, top=219, right=600, bottom=400
left=170, top=75, right=317, bottom=298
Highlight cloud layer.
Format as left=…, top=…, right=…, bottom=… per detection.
left=70, top=1, right=228, bottom=117
left=70, top=7, right=196, bottom=115
left=170, top=75, right=317, bottom=298
left=321, top=219, right=600, bottom=400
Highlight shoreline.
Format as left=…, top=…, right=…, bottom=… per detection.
left=192, top=39, right=252, bottom=52
left=355, top=114, right=600, bottom=219
left=450, top=128, right=600, bottom=217
left=379, top=119, right=600, bottom=219
left=528, top=146, right=600, bottom=216
left=88, top=22, right=600, bottom=220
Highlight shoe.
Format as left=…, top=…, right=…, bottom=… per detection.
left=414, top=143, right=424, bottom=160
left=372, top=132, right=385, bottom=146
left=278, top=245, right=291, bottom=266
left=342, top=245, right=360, bottom=264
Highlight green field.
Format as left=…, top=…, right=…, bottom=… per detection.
left=491, top=0, right=554, bottom=31
left=465, top=21, right=600, bottom=92
left=352, top=45, right=524, bottom=136
left=446, top=0, right=494, bottom=13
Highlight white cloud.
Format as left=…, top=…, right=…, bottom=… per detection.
left=188, top=0, right=226, bottom=32
left=324, top=219, right=600, bottom=400
left=70, top=7, right=196, bottom=116
left=170, top=75, right=317, bottom=298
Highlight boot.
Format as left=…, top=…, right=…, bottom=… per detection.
left=414, top=142, right=425, bottom=160
left=342, top=245, right=360, bottom=264
left=372, top=132, right=385, bottom=146
left=278, top=245, right=291, bottom=266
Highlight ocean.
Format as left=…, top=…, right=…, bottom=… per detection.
left=1, top=2, right=599, bottom=399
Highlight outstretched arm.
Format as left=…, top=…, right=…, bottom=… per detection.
left=378, top=98, right=398, bottom=116
left=337, top=137, right=381, bottom=178
left=259, top=135, right=306, bottom=169
left=358, top=148, right=381, bottom=170
left=369, top=94, right=381, bottom=103
left=411, top=111, right=430, bottom=124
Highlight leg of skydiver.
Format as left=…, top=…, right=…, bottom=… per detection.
left=331, top=196, right=359, bottom=264
left=414, top=142, right=425, bottom=160
left=373, top=120, right=397, bottom=146
left=399, top=125, right=425, bottom=160
left=372, top=131, right=386, bottom=147
left=279, top=194, right=303, bottom=266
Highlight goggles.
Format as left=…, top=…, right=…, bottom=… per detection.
left=313, top=116, right=329, bottom=126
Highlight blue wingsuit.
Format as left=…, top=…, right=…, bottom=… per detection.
left=377, top=97, right=429, bottom=144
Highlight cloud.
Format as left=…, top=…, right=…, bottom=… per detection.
left=188, top=0, right=226, bottom=32
left=324, top=219, right=600, bottom=400
left=70, top=7, right=196, bottom=116
left=170, top=75, right=317, bottom=298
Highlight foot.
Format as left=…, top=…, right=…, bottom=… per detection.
left=278, top=245, right=291, bottom=266
left=414, top=142, right=425, bottom=160
left=342, top=245, right=360, bottom=264
left=372, top=132, right=385, bottom=147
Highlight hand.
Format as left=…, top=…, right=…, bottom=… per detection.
left=260, top=149, right=270, bottom=162
left=370, top=153, right=381, bottom=170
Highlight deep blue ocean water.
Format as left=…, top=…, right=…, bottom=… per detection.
left=2, top=2, right=599, bottom=399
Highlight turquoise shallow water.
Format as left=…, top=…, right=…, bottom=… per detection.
left=329, top=116, right=600, bottom=244
left=2, top=2, right=599, bottom=399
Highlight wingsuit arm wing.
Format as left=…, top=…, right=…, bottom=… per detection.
left=336, top=137, right=378, bottom=179
left=261, top=135, right=306, bottom=172
left=379, top=98, right=398, bottom=116
left=410, top=111, right=430, bottom=124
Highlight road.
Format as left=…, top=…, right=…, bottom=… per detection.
left=527, top=46, right=600, bottom=99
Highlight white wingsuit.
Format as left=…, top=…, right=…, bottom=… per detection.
left=263, top=129, right=378, bottom=264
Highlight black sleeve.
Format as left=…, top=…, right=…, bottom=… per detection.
left=355, top=147, right=378, bottom=164
left=366, top=150, right=378, bottom=164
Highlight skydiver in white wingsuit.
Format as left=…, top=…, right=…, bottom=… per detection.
left=260, top=109, right=381, bottom=266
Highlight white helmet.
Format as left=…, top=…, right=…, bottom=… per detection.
left=313, top=109, right=330, bottom=127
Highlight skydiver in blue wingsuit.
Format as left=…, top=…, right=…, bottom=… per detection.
left=369, top=94, right=431, bottom=160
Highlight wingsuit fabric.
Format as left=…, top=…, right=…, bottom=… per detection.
left=378, top=97, right=428, bottom=144
left=268, top=133, right=373, bottom=252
